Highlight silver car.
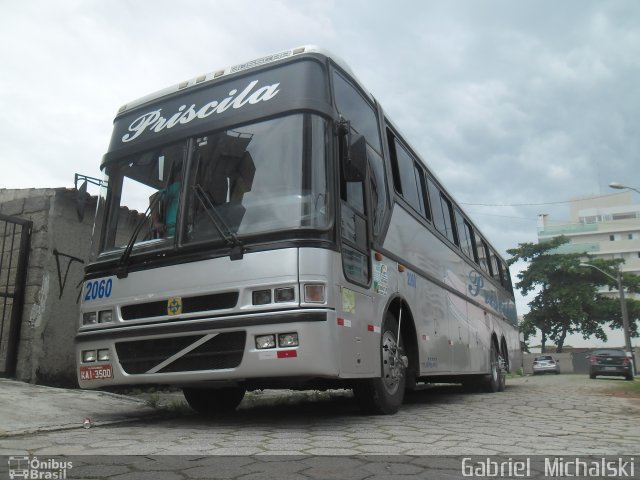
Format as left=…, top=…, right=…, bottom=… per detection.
left=532, top=355, right=560, bottom=374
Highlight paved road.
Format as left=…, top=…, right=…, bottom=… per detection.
left=2, top=374, right=638, bottom=458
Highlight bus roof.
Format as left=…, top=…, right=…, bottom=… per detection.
left=115, top=45, right=365, bottom=117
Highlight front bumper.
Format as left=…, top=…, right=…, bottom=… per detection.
left=76, top=309, right=340, bottom=389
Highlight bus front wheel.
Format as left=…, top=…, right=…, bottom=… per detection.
left=353, top=313, right=406, bottom=415
left=183, top=385, right=246, bottom=414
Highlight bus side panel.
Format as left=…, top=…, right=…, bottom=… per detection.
left=381, top=204, right=518, bottom=377
left=383, top=205, right=458, bottom=374
left=299, top=247, right=378, bottom=378
left=467, top=303, right=490, bottom=373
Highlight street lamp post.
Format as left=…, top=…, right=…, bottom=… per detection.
left=580, top=262, right=635, bottom=374
left=609, top=182, right=640, bottom=195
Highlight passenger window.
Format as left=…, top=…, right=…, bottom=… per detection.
left=427, top=177, right=447, bottom=235
left=501, top=261, right=513, bottom=294
left=440, top=194, right=456, bottom=244
left=455, top=209, right=476, bottom=261
left=391, top=139, right=426, bottom=217
left=476, top=237, right=491, bottom=274
left=333, top=71, right=382, bottom=152
left=490, top=252, right=501, bottom=283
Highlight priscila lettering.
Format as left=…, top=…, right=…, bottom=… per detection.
left=122, top=80, right=280, bottom=143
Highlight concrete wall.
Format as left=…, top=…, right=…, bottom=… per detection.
left=0, top=188, right=96, bottom=387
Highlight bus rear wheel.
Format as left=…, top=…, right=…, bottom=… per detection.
left=482, top=342, right=505, bottom=393
left=183, top=385, right=246, bottom=414
left=353, top=313, right=406, bottom=414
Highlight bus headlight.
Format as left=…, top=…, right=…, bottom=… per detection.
left=82, top=350, right=97, bottom=362
left=278, top=333, right=299, bottom=347
left=98, top=310, right=113, bottom=323
left=255, top=334, right=276, bottom=349
left=97, top=349, right=110, bottom=361
left=252, top=290, right=272, bottom=305
left=275, top=287, right=295, bottom=303
left=83, top=312, right=97, bottom=326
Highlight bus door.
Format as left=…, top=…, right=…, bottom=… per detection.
left=337, top=129, right=376, bottom=376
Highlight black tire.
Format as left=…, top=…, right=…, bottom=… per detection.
left=183, top=385, right=246, bottom=414
left=353, top=313, right=406, bottom=414
left=589, top=373, right=596, bottom=379
left=625, top=374, right=634, bottom=381
left=482, top=342, right=504, bottom=393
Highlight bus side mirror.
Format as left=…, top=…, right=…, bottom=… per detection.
left=341, top=131, right=367, bottom=182
left=76, top=180, right=88, bottom=222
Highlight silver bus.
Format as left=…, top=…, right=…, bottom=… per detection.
left=76, top=46, right=520, bottom=414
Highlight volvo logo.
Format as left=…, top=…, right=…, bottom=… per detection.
left=167, top=297, right=183, bottom=316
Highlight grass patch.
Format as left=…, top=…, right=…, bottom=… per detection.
left=605, top=378, right=640, bottom=398
left=506, top=368, right=525, bottom=379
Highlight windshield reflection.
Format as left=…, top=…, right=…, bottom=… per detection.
left=99, top=114, right=328, bottom=256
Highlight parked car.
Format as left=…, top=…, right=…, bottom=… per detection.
left=589, top=348, right=633, bottom=380
left=532, top=355, right=560, bottom=374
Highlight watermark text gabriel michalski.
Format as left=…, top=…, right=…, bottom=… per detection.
left=8, top=456, right=72, bottom=479
left=461, top=456, right=635, bottom=477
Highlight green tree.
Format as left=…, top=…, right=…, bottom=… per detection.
left=507, top=236, right=638, bottom=352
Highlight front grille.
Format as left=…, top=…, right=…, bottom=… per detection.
left=159, top=332, right=246, bottom=373
left=115, top=332, right=246, bottom=374
left=121, top=292, right=238, bottom=320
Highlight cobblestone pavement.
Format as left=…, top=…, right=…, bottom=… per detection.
left=2, top=374, right=638, bottom=458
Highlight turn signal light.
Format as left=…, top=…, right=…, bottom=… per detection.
left=304, top=284, right=325, bottom=303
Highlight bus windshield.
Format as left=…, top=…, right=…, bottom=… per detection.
left=99, top=113, right=329, bottom=255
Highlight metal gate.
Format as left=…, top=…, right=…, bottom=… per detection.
left=0, top=214, right=32, bottom=377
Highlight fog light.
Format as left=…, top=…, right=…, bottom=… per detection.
left=97, top=349, right=110, bottom=361
left=304, top=284, right=325, bottom=303
left=252, top=289, right=272, bottom=305
left=275, top=287, right=295, bottom=303
left=82, top=350, right=97, bottom=362
left=98, top=310, right=113, bottom=323
left=255, top=334, right=276, bottom=349
left=83, top=312, right=97, bottom=326
left=278, top=332, right=299, bottom=347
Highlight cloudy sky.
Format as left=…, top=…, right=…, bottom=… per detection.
left=2, top=0, right=639, bottom=345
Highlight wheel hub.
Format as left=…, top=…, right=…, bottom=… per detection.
left=382, top=331, right=403, bottom=394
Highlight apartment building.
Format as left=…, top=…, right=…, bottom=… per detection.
left=538, top=191, right=640, bottom=299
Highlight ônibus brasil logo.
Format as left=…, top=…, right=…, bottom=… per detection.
left=122, top=79, right=281, bottom=143
left=8, top=456, right=73, bottom=479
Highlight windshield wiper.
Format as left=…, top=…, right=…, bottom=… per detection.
left=192, top=184, right=244, bottom=259
left=116, top=192, right=163, bottom=278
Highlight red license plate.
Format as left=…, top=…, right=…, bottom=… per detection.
left=80, top=364, right=113, bottom=380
